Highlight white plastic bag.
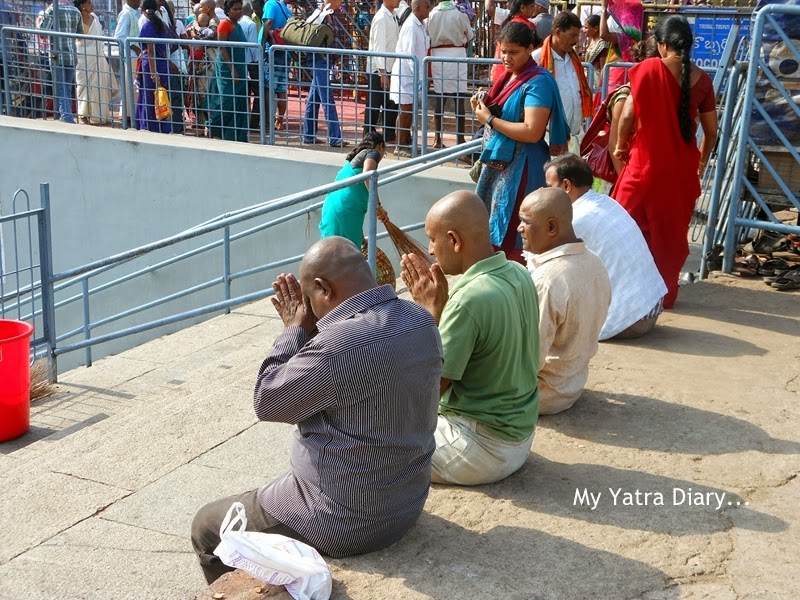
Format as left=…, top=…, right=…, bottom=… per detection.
left=213, top=502, right=332, bottom=600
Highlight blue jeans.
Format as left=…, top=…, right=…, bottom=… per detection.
left=302, top=54, right=341, bottom=144
left=52, top=63, right=76, bottom=123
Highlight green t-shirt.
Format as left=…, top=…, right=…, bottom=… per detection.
left=438, top=252, right=540, bottom=442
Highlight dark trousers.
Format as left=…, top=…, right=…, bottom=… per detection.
left=364, top=72, right=397, bottom=142
left=190, top=488, right=311, bottom=584
left=247, top=62, right=260, bottom=129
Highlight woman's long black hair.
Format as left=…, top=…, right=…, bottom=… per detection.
left=347, top=131, right=385, bottom=162
left=655, top=15, right=694, bottom=143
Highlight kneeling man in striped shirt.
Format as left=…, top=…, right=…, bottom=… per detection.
left=402, top=190, right=540, bottom=486
left=191, top=237, right=443, bottom=583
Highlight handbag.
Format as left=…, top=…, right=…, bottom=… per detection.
left=279, top=16, right=335, bottom=47
left=154, top=85, right=172, bottom=121
left=580, top=93, right=618, bottom=184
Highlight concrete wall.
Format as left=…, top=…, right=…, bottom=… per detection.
left=0, top=117, right=472, bottom=372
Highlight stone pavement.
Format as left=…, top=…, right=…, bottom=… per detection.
left=0, top=274, right=798, bottom=600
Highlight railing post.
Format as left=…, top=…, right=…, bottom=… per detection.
left=38, top=183, right=58, bottom=380
left=81, top=277, right=92, bottom=367
left=268, top=46, right=275, bottom=145
left=1, top=30, right=11, bottom=116
left=258, top=48, right=266, bottom=145
left=421, top=56, right=429, bottom=156
left=411, top=55, right=419, bottom=158
left=119, top=41, right=129, bottom=127
left=223, top=225, right=231, bottom=314
left=367, top=172, right=378, bottom=275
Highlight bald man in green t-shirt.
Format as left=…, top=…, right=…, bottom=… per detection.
left=401, top=190, right=540, bottom=486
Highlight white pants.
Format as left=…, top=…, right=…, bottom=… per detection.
left=431, top=414, right=534, bottom=486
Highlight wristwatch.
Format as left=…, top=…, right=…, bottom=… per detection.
left=486, top=115, right=496, bottom=129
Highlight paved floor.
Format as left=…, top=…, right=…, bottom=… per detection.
left=0, top=272, right=798, bottom=599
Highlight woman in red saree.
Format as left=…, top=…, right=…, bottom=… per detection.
left=612, top=15, right=717, bottom=308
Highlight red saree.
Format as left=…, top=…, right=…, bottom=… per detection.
left=612, top=58, right=709, bottom=308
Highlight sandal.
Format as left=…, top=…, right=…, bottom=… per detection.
left=733, top=253, right=762, bottom=277
left=770, top=266, right=800, bottom=290
left=759, top=257, right=791, bottom=277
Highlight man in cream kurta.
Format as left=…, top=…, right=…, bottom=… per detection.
left=390, top=0, right=432, bottom=156
left=518, top=188, right=611, bottom=415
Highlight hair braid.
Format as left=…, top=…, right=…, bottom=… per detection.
left=678, top=46, right=692, bottom=143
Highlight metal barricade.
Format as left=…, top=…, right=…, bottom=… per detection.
left=31, top=141, right=479, bottom=370
left=719, top=4, right=800, bottom=273
left=125, top=36, right=265, bottom=143
left=421, top=55, right=499, bottom=156
left=268, top=44, right=420, bottom=155
left=0, top=184, right=56, bottom=371
left=1, top=26, right=125, bottom=124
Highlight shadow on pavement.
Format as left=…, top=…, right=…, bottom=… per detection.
left=479, top=456, right=786, bottom=536
left=542, top=391, right=800, bottom=456
left=334, top=512, right=677, bottom=600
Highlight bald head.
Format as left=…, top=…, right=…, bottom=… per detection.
left=521, top=187, right=574, bottom=225
left=300, top=237, right=375, bottom=288
left=425, top=190, right=494, bottom=274
left=518, top=187, right=578, bottom=255
left=428, top=190, right=490, bottom=244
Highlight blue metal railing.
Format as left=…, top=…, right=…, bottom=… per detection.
left=4, top=141, right=478, bottom=373
left=721, top=4, right=800, bottom=273
left=0, top=184, right=55, bottom=367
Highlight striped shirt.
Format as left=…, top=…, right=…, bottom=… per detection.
left=254, top=285, right=443, bottom=558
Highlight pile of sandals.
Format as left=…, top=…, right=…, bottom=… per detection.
left=706, top=231, right=800, bottom=291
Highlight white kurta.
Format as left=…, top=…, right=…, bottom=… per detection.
left=427, top=5, right=473, bottom=95
left=390, top=14, right=429, bottom=105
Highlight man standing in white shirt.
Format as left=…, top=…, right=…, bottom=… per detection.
left=390, top=0, right=432, bottom=157
left=114, top=0, right=141, bottom=125
left=239, top=1, right=260, bottom=130
left=364, top=0, right=400, bottom=143
left=544, top=154, right=667, bottom=339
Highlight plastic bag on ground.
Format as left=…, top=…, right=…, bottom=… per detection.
left=213, top=502, right=332, bottom=600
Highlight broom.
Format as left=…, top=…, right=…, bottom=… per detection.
left=382, top=218, right=433, bottom=268
left=30, top=359, right=57, bottom=402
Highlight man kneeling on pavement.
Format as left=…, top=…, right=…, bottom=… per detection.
left=519, top=187, right=611, bottom=416
left=402, top=190, right=540, bottom=486
left=191, top=237, right=443, bottom=583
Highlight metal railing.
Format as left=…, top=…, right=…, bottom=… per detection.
left=1, top=26, right=125, bottom=123
left=268, top=44, right=420, bottom=152
left=2, top=140, right=479, bottom=372
left=701, top=4, right=800, bottom=274
left=0, top=184, right=55, bottom=365
left=125, top=35, right=266, bottom=142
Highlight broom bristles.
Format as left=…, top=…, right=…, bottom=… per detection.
left=30, top=359, right=56, bottom=402
left=384, top=220, right=433, bottom=267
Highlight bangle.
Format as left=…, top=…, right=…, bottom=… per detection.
left=614, top=145, right=628, bottom=154
left=486, top=115, right=496, bottom=129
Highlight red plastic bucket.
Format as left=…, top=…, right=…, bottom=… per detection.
left=0, top=319, right=35, bottom=442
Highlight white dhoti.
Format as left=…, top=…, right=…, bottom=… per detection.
left=390, top=57, right=418, bottom=106
left=430, top=47, right=467, bottom=95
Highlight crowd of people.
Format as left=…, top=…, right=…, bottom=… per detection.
left=17, top=0, right=679, bottom=146
left=188, top=4, right=720, bottom=581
